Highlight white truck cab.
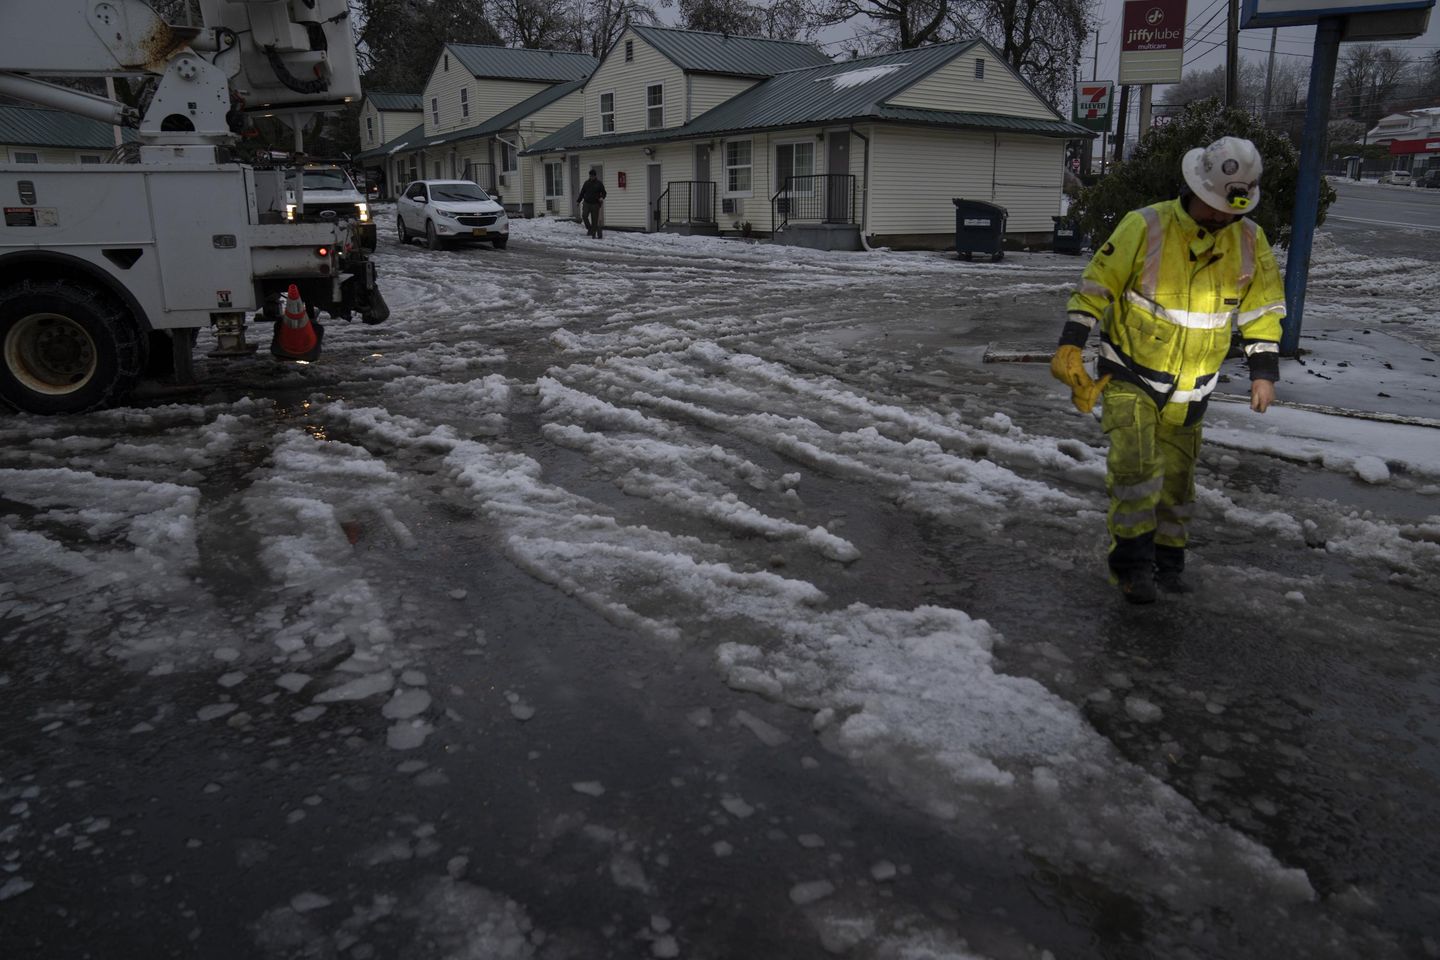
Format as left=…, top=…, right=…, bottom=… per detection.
left=284, top=165, right=377, bottom=250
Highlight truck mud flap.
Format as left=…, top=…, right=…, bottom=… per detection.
left=341, top=260, right=390, bottom=326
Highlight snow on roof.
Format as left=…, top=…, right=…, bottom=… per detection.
left=815, top=64, right=906, bottom=90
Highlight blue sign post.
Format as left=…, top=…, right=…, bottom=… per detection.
left=1280, top=17, right=1342, bottom=357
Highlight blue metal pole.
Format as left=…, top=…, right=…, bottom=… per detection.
left=1281, top=16, right=1343, bottom=357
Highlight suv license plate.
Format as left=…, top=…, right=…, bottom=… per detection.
left=472, top=228, right=487, bottom=236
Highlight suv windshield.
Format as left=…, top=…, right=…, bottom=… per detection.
left=300, top=170, right=354, bottom=191
left=431, top=183, right=490, bottom=202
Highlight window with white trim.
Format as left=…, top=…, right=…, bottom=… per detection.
left=723, top=139, right=752, bottom=196
left=431, top=97, right=439, bottom=125
left=366, top=116, right=374, bottom=141
left=646, top=83, right=664, bottom=129
left=545, top=161, right=563, bottom=198
left=776, top=140, right=815, bottom=195
left=13, top=151, right=38, bottom=163
left=461, top=88, right=469, bottom=119
left=600, top=92, right=615, bottom=133
left=501, top=141, right=517, bottom=173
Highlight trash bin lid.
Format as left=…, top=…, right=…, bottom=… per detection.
left=952, top=198, right=1008, bottom=216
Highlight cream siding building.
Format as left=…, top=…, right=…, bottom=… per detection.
left=357, top=93, right=422, bottom=154
left=521, top=30, right=1090, bottom=248
left=0, top=105, right=130, bottom=166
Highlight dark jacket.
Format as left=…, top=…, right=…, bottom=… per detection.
left=577, top=178, right=606, bottom=205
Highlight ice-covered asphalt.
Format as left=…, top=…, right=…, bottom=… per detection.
left=1, top=211, right=1438, bottom=960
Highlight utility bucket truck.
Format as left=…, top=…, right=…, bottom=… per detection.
left=0, top=0, right=390, bottom=415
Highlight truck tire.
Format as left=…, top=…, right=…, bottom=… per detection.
left=0, top=278, right=146, bottom=415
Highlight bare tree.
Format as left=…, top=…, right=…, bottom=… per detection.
left=817, top=0, right=953, bottom=51
left=1336, top=44, right=1408, bottom=127
left=493, top=0, right=573, bottom=48
left=675, top=0, right=762, bottom=34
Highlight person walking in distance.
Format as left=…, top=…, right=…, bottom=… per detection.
left=577, top=169, right=606, bottom=239
left=1050, top=136, right=1287, bottom=605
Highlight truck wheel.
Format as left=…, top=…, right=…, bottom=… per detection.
left=0, top=279, right=145, bottom=415
left=397, top=215, right=409, bottom=243
left=425, top=220, right=445, bottom=251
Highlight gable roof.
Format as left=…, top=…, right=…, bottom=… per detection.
left=363, top=91, right=422, bottom=112
left=353, top=122, right=425, bottom=162
left=522, top=40, right=1089, bottom=155
left=0, top=104, right=133, bottom=150
left=447, top=44, right=596, bottom=83
left=628, top=24, right=832, bottom=77
left=415, top=79, right=585, bottom=148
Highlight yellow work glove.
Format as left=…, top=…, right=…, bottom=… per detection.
left=1050, top=344, right=1112, bottom=414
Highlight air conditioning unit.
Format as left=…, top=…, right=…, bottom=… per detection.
left=545, top=198, right=557, bottom=213
left=722, top=198, right=737, bottom=215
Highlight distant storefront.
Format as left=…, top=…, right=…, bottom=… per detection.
left=1389, top=137, right=1440, bottom=173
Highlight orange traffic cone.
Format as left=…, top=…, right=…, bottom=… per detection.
left=270, top=283, right=324, bottom=361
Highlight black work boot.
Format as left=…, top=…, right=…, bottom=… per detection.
left=1110, top=533, right=1157, bottom=606
left=1154, top=545, right=1191, bottom=594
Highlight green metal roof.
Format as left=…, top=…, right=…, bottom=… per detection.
left=524, top=119, right=583, bottom=157
left=353, top=122, right=425, bottom=162
left=628, top=25, right=833, bottom=77
left=0, top=104, right=134, bottom=151
left=874, top=106, right=1092, bottom=138
left=447, top=44, right=596, bottom=82
left=363, top=91, right=422, bottom=112
left=418, top=80, right=585, bottom=148
left=522, top=40, right=1090, bottom=156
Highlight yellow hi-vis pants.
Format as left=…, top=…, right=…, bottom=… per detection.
left=1099, top=381, right=1202, bottom=552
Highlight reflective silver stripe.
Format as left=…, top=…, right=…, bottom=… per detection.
left=1098, top=342, right=1175, bottom=394
left=1111, top=508, right=1155, bottom=530
left=1079, top=280, right=1113, bottom=299
left=1067, top=310, right=1098, bottom=329
left=1158, top=502, right=1193, bottom=519
left=1156, top=521, right=1186, bottom=539
left=1138, top=206, right=1164, bottom=296
left=1112, top=475, right=1164, bottom=501
left=1244, top=340, right=1280, bottom=356
left=1169, top=378, right=1219, bottom=404
left=1125, top=290, right=1232, bottom=329
left=1238, top=220, right=1257, bottom=287
left=1238, top=303, right=1286, bottom=324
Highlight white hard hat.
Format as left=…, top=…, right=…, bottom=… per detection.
left=1182, top=136, right=1262, bottom=213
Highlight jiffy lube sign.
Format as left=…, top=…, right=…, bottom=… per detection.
left=1122, top=0, right=1187, bottom=50
left=1118, top=0, right=1188, bottom=84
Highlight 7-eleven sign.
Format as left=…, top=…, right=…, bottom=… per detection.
left=1073, top=81, right=1114, bottom=133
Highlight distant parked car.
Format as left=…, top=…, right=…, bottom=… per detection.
left=397, top=180, right=509, bottom=250
left=1378, top=170, right=1411, bottom=186
left=1418, top=169, right=1440, bottom=189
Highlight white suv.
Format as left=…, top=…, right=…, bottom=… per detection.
left=397, top=180, right=510, bottom=250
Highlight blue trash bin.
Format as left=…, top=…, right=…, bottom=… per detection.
left=953, top=199, right=1007, bottom=262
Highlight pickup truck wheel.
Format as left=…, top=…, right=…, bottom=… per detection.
left=397, top=215, right=409, bottom=243
left=0, top=279, right=145, bottom=415
left=425, top=220, right=445, bottom=251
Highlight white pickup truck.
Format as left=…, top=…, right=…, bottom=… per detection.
left=285, top=165, right=378, bottom=251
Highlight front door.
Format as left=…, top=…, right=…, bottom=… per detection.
left=826, top=131, right=851, bottom=223
left=647, top=163, right=663, bottom=232
left=694, top=144, right=712, bottom=222
left=569, top=155, right=581, bottom=219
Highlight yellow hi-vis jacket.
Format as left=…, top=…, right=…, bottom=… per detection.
left=1060, top=198, right=1286, bottom=425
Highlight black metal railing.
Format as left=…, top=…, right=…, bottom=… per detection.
left=462, top=161, right=499, bottom=194
left=656, top=180, right=719, bottom=227
left=771, top=174, right=857, bottom=231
